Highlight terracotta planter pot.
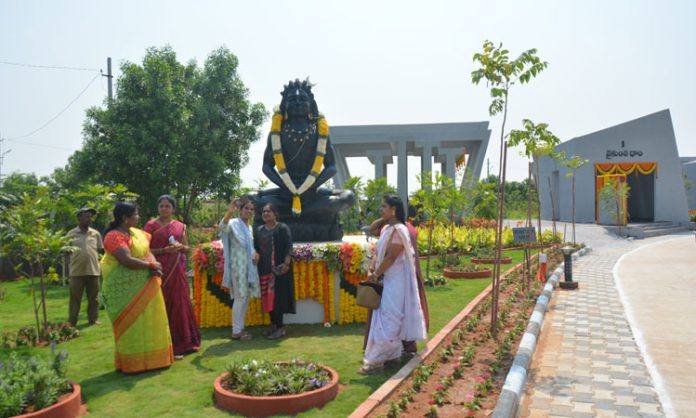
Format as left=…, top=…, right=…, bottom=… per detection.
left=471, top=256, right=512, bottom=265
left=13, top=381, right=81, bottom=418
left=443, top=267, right=492, bottom=279
left=214, top=366, right=339, bottom=417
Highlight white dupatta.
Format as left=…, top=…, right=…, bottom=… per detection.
left=375, top=223, right=427, bottom=342
left=219, top=217, right=260, bottom=299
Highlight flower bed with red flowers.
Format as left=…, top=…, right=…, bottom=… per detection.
left=367, top=249, right=563, bottom=418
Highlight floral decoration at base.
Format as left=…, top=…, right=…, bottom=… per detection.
left=192, top=240, right=373, bottom=327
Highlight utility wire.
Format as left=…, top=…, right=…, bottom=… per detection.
left=4, top=138, right=73, bottom=151
left=0, top=60, right=101, bottom=72
left=6, top=73, right=101, bottom=141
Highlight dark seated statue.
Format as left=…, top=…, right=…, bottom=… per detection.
left=247, top=79, right=355, bottom=242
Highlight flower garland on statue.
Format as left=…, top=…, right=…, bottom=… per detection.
left=270, top=106, right=329, bottom=216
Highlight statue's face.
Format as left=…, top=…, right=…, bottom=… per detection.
left=286, top=88, right=311, bottom=117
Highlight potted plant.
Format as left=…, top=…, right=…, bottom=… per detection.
left=1, top=350, right=81, bottom=418
left=443, top=263, right=492, bottom=279
left=470, top=246, right=511, bottom=265
left=213, top=359, right=339, bottom=417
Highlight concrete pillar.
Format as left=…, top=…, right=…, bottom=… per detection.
left=332, top=146, right=350, bottom=188
left=367, top=150, right=393, bottom=181
left=417, top=142, right=433, bottom=189
left=435, top=147, right=460, bottom=186
left=397, top=141, right=408, bottom=208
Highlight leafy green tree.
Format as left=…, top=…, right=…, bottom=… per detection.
left=471, top=181, right=498, bottom=220
left=561, top=155, right=589, bottom=244
left=411, top=172, right=451, bottom=281
left=339, top=176, right=365, bottom=233
left=508, top=119, right=562, bottom=246
left=363, top=177, right=396, bottom=223
left=0, top=188, right=73, bottom=339
left=64, top=46, right=266, bottom=223
left=471, top=40, right=548, bottom=336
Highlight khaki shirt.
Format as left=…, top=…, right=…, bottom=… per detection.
left=67, top=227, right=104, bottom=276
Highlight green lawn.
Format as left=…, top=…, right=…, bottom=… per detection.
left=0, top=254, right=526, bottom=417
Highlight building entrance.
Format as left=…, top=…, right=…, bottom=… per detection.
left=626, top=172, right=655, bottom=222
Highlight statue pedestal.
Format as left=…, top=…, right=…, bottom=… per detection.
left=192, top=236, right=371, bottom=327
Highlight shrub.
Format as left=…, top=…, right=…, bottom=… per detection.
left=0, top=350, right=71, bottom=418
left=221, top=359, right=331, bottom=397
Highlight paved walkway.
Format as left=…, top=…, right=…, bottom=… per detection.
left=615, top=236, right=696, bottom=417
left=519, top=229, right=695, bottom=418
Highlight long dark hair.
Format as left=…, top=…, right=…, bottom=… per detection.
left=383, top=194, right=406, bottom=224
left=104, top=202, right=138, bottom=235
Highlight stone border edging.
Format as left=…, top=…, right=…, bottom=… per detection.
left=492, top=246, right=592, bottom=418
left=349, top=256, right=538, bottom=418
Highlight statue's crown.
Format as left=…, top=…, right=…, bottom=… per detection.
left=281, top=78, right=314, bottom=98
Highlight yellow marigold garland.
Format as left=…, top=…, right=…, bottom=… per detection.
left=193, top=242, right=373, bottom=328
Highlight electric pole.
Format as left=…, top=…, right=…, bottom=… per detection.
left=0, top=134, right=11, bottom=181
left=103, top=57, right=113, bottom=103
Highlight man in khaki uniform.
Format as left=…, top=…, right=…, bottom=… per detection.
left=67, top=207, right=104, bottom=326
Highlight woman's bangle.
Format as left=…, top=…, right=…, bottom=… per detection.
left=148, top=261, right=157, bottom=270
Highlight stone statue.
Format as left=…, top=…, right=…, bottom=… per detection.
left=248, top=79, right=355, bottom=242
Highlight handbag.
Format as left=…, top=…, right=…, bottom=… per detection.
left=356, top=281, right=383, bottom=309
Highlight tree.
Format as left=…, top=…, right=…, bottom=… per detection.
left=471, top=40, right=548, bottom=336
left=561, top=155, right=589, bottom=244
left=340, top=176, right=365, bottom=232
left=411, top=172, right=451, bottom=282
left=363, top=177, right=397, bottom=224
left=64, top=46, right=266, bottom=223
left=508, top=119, right=562, bottom=246
left=0, top=188, right=73, bottom=339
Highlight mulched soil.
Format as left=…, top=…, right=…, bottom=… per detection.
left=368, top=249, right=563, bottom=418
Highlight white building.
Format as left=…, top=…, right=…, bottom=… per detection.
left=537, top=109, right=689, bottom=225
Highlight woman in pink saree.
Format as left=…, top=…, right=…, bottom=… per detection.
left=144, top=195, right=201, bottom=358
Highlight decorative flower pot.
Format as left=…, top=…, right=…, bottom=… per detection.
left=213, top=365, right=339, bottom=417
left=13, top=381, right=81, bottom=418
left=471, top=256, right=512, bottom=265
left=443, top=268, right=492, bottom=279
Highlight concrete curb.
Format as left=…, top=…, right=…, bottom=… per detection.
left=492, top=246, right=592, bottom=418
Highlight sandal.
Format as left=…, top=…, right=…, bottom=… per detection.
left=231, top=331, right=252, bottom=340
left=266, top=328, right=286, bottom=340
left=262, top=326, right=278, bottom=337
left=357, top=363, right=384, bottom=375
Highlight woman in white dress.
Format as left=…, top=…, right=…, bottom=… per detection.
left=219, top=197, right=260, bottom=340
left=359, top=195, right=427, bottom=375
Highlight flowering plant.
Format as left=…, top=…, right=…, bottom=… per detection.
left=0, top=349, right=71, bottom=417
left=221, top=359, right=331, bottom=396
left=192, top=240, right=224, bottom=276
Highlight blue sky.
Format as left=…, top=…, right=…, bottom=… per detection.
left=1, top=0, right=694, bottom=190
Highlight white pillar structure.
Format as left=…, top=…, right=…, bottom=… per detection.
left=330, top=122, right=491, bottom=204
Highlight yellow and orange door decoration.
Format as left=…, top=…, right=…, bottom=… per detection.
left=594, top=162, right=657, bottom=224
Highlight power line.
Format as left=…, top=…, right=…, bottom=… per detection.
left=0, top=60, right=101, bottom=73
left=4, top=138, right=73, bottom=152
left=6, top=73, right=101, bottom=141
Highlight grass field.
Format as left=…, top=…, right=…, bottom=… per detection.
left=0, top=252, right=524, bottom=417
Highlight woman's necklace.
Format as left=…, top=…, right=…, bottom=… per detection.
left=264, top=222, right=278, bottom=231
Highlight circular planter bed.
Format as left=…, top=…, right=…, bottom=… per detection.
left=213, top=365, right=339, bottom=417
left=443, top=267, right=492, bottom=279
left=472, top=256, right=512, bottom=264
left=13, top=381, right=81, bottom=418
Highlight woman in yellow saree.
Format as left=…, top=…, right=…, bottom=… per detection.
left=101, top=202, right=174, bottom=374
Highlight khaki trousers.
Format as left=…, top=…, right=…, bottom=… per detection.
left=69, top=275, right=100, bottom=325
